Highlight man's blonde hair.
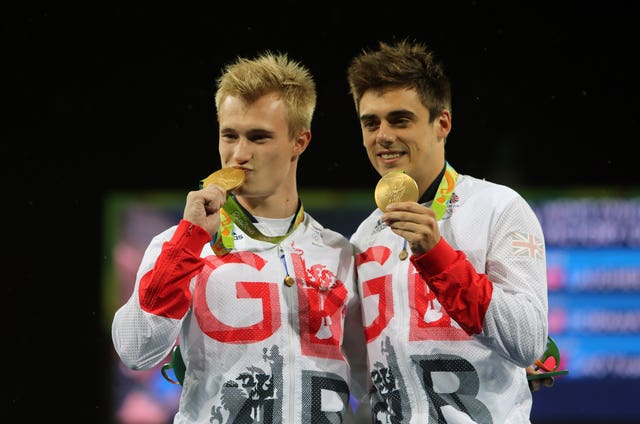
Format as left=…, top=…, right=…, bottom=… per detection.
left=215, top=52, right=317, bottom=138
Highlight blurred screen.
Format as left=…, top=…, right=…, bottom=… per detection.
left=526, top=190, right=640, bottom=423
left=101, top=188, right=640, bottom=423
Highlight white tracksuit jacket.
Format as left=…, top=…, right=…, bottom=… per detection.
left=112, top=212, right=368, bottom=424
left=350, top=172, right=548, bottom=424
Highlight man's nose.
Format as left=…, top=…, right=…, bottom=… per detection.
left=375, top=122, right=396, bottom=146
left=233, top=138, right=253, bottom=162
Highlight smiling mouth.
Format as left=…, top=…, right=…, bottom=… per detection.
left=379, top=152, right=405, bottom=160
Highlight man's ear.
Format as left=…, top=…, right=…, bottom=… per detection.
left=436, top=110, right=452, bottom=139
left=292, top=130, right=311, bottom=157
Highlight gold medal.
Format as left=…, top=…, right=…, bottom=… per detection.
left=399, top=249, right=408, bottom=260
left=284, top=276, right=295, bottom=287
left=201, top=168, right=245, bottom=191
left=374, top=170, right=419, bottom=212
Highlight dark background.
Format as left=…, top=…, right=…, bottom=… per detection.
left=7, top=1, right=638, bottom=422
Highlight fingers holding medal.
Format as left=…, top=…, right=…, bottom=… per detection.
left=185, top=168, right=244, bottom=231
left=374, top=170, right=419, bottom=212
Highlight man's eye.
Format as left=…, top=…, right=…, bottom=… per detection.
left=391, top=118, right=410, bottom=126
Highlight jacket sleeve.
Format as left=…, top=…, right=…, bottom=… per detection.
left=411, top=238, right=492, bottom=336
left=111, top=219, right=211, bottom=370
left=411, top=195, right=548, bottom=367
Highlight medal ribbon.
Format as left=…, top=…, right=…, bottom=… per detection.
left=399, top=162, right=458, bottom=260
left=211, top=194, right=305, bottom=256
left=431, top=162, right=458, bottom=220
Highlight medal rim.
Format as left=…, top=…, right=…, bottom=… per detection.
left=201, top=168, right=246, bottom=190
left=374, top=170, right=419, bottom=212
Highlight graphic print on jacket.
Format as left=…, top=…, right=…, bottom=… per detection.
left=370, top=336, right=410, bottom=423
left=211, top=345, right=283, bottom=423
left=357, top=244, right=493, bottom=423
left=192, top=243, right=350, bottom=422
left=206, top=345, right=351, bottom=423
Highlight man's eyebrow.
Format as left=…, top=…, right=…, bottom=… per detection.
left=246, top=128, right=275, bottom=137
left=387, top=109, right=416, bottom=119
left=359, top=113, right=377, bottom=122
left=360, top=109, right=416, bottom=122
left=219, top=127, right=273, bottom=135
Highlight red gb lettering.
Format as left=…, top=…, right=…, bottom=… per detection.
left=355, top=246, right=394, bottom=342
left=194, top=251, right=282, bottom=343
left=407, top=261, right=471, bottom=341
left=290, top=248, right=347, bottom=360
left=298, top=282, right=347, bottom=359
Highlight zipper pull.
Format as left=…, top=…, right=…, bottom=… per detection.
left=279, top=245, right=295, bottom=287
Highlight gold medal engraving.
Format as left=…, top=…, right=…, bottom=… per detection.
left=284, top=276, right=295, bottom=287
left=374, top=170, right=419, bottom=212
left=201, top=168, right=245, bottom=191
left=399, top=249, right=408, bottom=260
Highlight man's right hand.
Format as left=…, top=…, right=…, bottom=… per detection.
left=183, top=184, right=227, bottom=235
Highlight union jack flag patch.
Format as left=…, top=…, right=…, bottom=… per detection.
left=511, top=231, right=544, bottom=259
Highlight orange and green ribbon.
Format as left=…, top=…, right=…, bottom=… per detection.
left=431, top=162, right=458, bottom=220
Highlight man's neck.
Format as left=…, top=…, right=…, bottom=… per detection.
left=418, top=163, right=447, bottom=204
left=234, top=192, right=300, bottom=219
